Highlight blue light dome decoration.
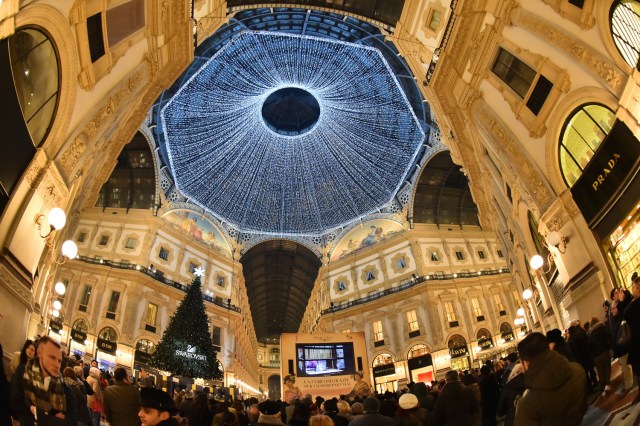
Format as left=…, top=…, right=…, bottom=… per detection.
left=161, top=30, right=426, bottom=235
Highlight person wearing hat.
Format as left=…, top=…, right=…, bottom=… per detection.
left=349, top=397, right=397, bottom=425
left=138, top=387, right=179, bottom=426
left=395, top=393, right=430, bottom=426
left=256, top=400, right=285, bottom=425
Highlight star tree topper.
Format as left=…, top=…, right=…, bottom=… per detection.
left=194, top=266, right=205, bottom=277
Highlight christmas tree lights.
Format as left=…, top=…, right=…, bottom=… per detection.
left=162, top=31, right=426, bottom=235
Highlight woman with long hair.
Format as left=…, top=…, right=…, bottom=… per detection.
left=10, top=339, right=35, bottom=377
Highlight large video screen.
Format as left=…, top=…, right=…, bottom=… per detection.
left=296, top=342, right=356, bottom=377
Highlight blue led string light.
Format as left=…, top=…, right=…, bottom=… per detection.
left=162, top=31, right=425, bottom=235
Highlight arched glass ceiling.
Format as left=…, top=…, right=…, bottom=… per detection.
left=241, top=240, right=322, bottom=343
left=152, top=8, right=434, bottom=236
left=413, top=151, right=479, bottom=226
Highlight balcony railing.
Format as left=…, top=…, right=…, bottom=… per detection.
left=321, top=267, right=510, bottom=315
left=75, top=256, right=241, bottom=313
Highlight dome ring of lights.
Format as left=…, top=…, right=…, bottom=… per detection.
left=161, top=30, right=426, bottom=235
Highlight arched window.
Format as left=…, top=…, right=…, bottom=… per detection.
left=476, top=328, right=491, bottom=340
left=407, top=344, right=430, bottom=359
left=269, top=347, right=280, bottom=364
left=136, top=339, right=156, bottom=354
left=499, top=322, right=513, bottom=334
left=559, top=104, right=615, bottom=187
left=611, top=1, right=640, bottom=69
left=7, top=27, right=60, bottom=147
left=372, top=353, right=394, bottom=367
left=98, top=327, right=117, bottom=342
left=447, top=334, right=467, bottom=348
left=72, top=318, right=88, bottom=332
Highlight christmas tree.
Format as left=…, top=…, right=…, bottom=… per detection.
left=151, top=269, right=223, bottom=379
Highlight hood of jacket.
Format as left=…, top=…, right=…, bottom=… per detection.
left=524, top=350, right=572, bottom=391
left=411, top=382, right=429, bottom=397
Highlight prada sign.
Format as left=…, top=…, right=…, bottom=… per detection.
left=97, top=338, right=117, bottom=354
left=372, top=363, right=396, bottom=378
left=71, top=329, right=87, bottom=343
left=571, top=120, right=640, bottom=228
left=449, top=345, right=468, bottom=358
left=478, top=337, right=493, bottom=350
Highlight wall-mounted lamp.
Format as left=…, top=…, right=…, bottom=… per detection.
left=36, top=207, right=67, bottom=239
left=545, top=230, right=568, bottom=254
left=522, top=288, right=533, bottom=300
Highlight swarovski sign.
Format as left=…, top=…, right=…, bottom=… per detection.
left=175, top=344, right=207, bottom=361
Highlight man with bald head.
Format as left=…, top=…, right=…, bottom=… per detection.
left=11, top=336, right=77, bottom=425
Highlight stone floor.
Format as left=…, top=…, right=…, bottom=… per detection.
left=582, top=361, right=639, bottom=425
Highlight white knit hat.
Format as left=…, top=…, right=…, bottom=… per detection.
left=399, top=393, right=419, bottom=410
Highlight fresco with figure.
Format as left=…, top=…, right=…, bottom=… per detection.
left=162, top=210, right=231, bottom=256
left=331, top=219, right=405, bottom=260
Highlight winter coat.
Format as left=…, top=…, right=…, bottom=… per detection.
left=496, top=372, right=525, bottom=426
left=514, top=350, right=587, bottom=426
left=433, top=381, right=479, bottom=426
left=623, top=296, right=640, bottom=368
left=103, top=382, right=141, bottom=426
left=394, top=407, right=431, bottom=426
left=587, top=322, right=611, bottom=360
left=411, top=382, right=435, bottom=411
left=349, top=412, right=399, bottom=426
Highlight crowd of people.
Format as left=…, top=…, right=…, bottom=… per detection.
left=1, top=276, right=639, bottom=426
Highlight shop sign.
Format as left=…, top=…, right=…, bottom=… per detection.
left=71, top=329, right=86, bottom=343
left=501, top=330, right=515, bottom=342
left=175, top=344, right=207, bottom=361
left=135, top=350, right=153, bottom=365
left=97, top=338, right=117, bottom=354
left=478, top=337, right=493, bottom=350
left=372, top=363, right=396, bottom=378
left=49, top=320, right=62, bottom=333
left=571, top=120, right=640, bottom=227
left=449, top=345, right=468, bottom=358
left=407, top=353, right=433, bottom=370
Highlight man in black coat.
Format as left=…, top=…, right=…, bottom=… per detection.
left=587, top=317, right=612, bottom=396
left=434, top=370, right=479, bottom=426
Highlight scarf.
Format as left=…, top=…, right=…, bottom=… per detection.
left=22, top=357, right=67, bottom=414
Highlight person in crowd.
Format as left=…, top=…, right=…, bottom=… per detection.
left=545, top=329, right=576, bottom=362
left=478, top=364, right=499, bottom=426
left=308, top=415, right=333, bottom=426
left=103, top=367, right=141, bottom=426
left=434, top=370, right=479, bottom=426
left=63, top=367, right=92, bottom=426
left=186, top=392, right=213, bottom=426
left=349, top=402, right=363, bottom=420
left=349, top=372, right=371, bottom=399
left=74, top=365, right=95, bottom=399
left=83, top=360, right=97, bottom=381
left=138, top=387, right=179, bottom=426
left=411, top=381, right=435, bottom=413
left=256, top=400, right=285, bottom=425
left=139, top=368, right=156, bottom=388
left=380, top=391, right=397, bottom=419
left=395, top=393, right=429, bottom=426
left=86, top=366, right=104, bottom=426
left=567, top=321, right=596, bottom=393
left=11, top=339, right=36, bottom=378
left=289, top=402, right=311, bottom=426
left=612, top=287, right=635, bottom=395
left=320, top=399, right=348, bottom=426
left=623, top=276, right=640, bottom=405
left=247, top=403, right=260, bottom=425
left=178, top=389, right=194, bottom=419
left=349, top=397, right=397, bottom=426
left=587, top=316, right=612, bottom=398
left=496, top=362, right=525, bottom=426
left=500, top=353, right=519, bottom=385
left=514, top=332, right=587, bottom=425
left=460, top=372, right=481, bottom=425
left=10, top=335, right=78, bottom=426
left=335, top=400, right=352, bottom=424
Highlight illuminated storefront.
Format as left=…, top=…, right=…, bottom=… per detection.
left=68, top=319, right=89, bottom=359
left=372, top=353, right=397, bottom=393
left=448, top=335, right=470, bottom=372
left=96, top=327, right=118, bottom=372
